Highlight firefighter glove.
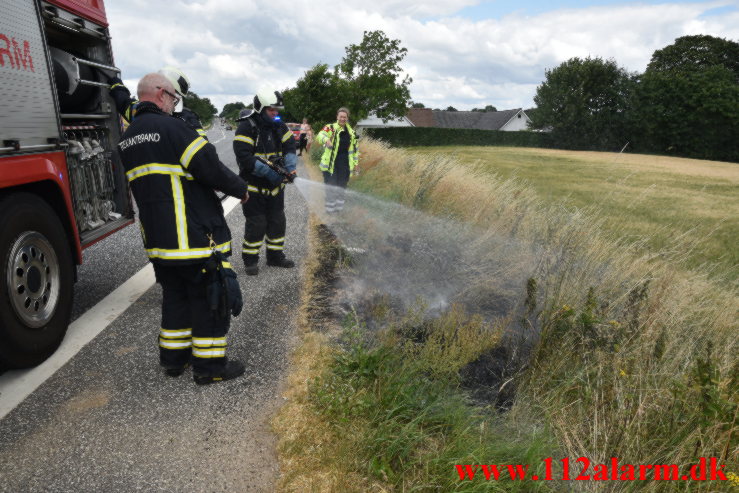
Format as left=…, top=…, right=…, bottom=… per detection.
left=221, top=263, right=243, bottom=317
left=203, top=254, right=225, bottom=318
left=107, top=75, right=124, bottom=87
left=203, top=254, right=243, bottom=318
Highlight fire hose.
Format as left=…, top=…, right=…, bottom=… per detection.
left=218, top=154, right=295, bottom=202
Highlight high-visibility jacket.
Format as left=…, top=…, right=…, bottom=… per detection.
left=316, top=122, right=358, bottom=174
left=117, top=102, right=247, bottom=265
left=233, top=112, right=297, bottom=194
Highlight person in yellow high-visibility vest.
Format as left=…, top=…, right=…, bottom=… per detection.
left=316, top=107, right=359, bottom=213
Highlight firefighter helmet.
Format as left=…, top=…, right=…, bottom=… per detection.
left=253, top=90, right=284, bottom=113
left=158, top=66, right=190, bottom=98
left=237, top=108, right=254, bottom=121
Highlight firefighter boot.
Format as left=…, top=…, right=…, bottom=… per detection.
left=163, top=362, right=190, bottom=377
left=243, top=255, right=259, bottom=276
left=267, top=252, right=295, bottom=268
left=193, top=359, right=246, bottom=385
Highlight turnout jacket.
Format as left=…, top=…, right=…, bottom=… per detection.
left=118, top=102, right=247, bottom=265
left=233, top=112, right=297, bottom=194
left=316, top=122, right=358, bottom=174
left=109, top=78, right=208, bottom=139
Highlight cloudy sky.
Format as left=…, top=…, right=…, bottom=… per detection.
left=106, top=0, right=739, bottom=114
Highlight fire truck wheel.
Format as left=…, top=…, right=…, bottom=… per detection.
left=0, top=193, right=74, bottom=369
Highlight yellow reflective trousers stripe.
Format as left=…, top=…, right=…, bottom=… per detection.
left=192, top=336, right=227, bottom=359
left=159, top=327, right=192, bottom=349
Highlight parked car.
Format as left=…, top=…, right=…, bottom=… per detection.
left=286, top=123, right=301, bottom=143
left=225, top=124, right=232, bottom=131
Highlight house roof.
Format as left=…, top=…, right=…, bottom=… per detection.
left=406, top=108, right=435, bottom=127
left=432, top=109, right=525, bottom=130
left=355, top=112, right=413, bottom=127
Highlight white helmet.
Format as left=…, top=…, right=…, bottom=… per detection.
left=158, top=66, right=190, bottom=98
left=253, top=89, right=284, bottom=113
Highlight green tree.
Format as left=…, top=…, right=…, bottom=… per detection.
left=282, top=63, right=350, bottom=127
left=630, top=35, right=739, bottom=162
left=411, top=102, right=426, bottom=108
left=471, top=105, right=498, bottom=112
left=219, top=101, right=247, bottom=122
left=524, top=107, right=539, bottom=122
left=337, top=30, right=412, bottom=122
left=532, top=56, right=635, bottom=150
left=445, top=106, right=458, bottom=112
left=647, top=34, right=739, bottom=77
left=183, top=92, right=217, bottom=126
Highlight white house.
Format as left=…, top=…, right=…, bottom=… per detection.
left=358, top=108, right=533, bottom=132
left=354, top=112, right=414, bottom=135
left=428, top=108, right=532, bottom=131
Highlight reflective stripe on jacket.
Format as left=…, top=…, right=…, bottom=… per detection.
left=316, top=122, right=358, bottom=174
left=232, top=114, right=297, bottom=189
left=118, top=102, right=247, bottom=265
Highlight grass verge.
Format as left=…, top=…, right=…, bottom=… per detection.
left=274, top=141, right=738, bottom=491
left=272, top=216, right=557, bottom=492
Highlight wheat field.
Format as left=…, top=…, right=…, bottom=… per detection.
left=402, top=146, right=739, bottom=283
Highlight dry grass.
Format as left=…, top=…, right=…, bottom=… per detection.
left=390, top=305, right=504, bottom=380
left=403, top=145, right=739, bottom=282
left=351, top=138, right=738, bottom=489
left=273, top=149, right=391, bottom=493
left=271, top=215, right=389, bottom=492
left=274, top=142, right=738, bottom=491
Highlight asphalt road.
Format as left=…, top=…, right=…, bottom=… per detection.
left=0, top=124, right=308, bottom=492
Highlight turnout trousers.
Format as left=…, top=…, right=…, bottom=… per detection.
left=323, top=155, right=350, bottom=213
left=241, top=186, right=287, bottom=265
left=153, top=263, right=230, bottom=373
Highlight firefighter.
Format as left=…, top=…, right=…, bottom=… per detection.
left=108, top=66, right=208, bottom=139
left=316, top=107, right=359, bottom=213
left=117, top=72, right=249, bottom=385
left=233, top=90, right=297, bottom=276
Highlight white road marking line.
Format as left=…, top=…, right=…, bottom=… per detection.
left=0, top=197, right=241, bottom=420
left=210, top=125, right=227, bottom=144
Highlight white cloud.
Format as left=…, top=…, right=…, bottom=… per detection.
left=105, top=1, right=739, bottom=112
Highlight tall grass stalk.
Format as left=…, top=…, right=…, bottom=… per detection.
left=351, top=138, right=738, bottom=488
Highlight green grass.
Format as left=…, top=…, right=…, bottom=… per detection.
left=405, top=146, right=739, bottom=281
left=307, top=314, right=557, bottom=492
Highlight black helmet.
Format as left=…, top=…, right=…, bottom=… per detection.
left=253, top=90, right=284, bottom=113
left=237, top=108, right=254, bottom=121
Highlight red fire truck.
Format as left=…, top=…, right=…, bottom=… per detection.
left=0, top=0, right=133, bottom=368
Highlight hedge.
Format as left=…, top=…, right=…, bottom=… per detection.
left=362, top=127, right=556, bottom=148
left=362, top=127, right=739, bottom=163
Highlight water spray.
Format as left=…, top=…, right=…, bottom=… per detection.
left=293, top=177, right=541, bottom=324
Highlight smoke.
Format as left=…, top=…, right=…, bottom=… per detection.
left=294, top=178, right=542, bottom=324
